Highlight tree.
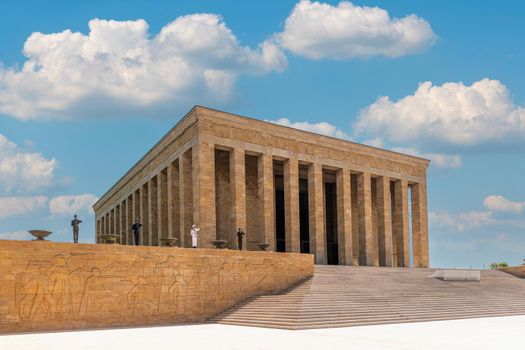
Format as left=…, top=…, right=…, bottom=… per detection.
left=489, top=262, right=509, bottom=270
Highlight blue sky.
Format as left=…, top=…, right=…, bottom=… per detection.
left=0, top=0, right=524, bottom=268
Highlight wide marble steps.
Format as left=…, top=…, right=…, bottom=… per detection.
left=213, top=265, right=525, bottom=329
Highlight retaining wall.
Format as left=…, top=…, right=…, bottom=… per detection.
left=0, top=240, right=313, bottom=333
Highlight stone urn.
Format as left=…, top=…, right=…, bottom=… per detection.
left=212, top=239, right=228, bottom=249
left=160, top=237, right=178, bottom=247
left=28, top=230, right=52, bottom=241
left=99, top=234, right=119, bottom=244
left=257, top=242, right=270, bottom=251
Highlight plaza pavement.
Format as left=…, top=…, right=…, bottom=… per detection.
left=0, top=315, right=524, bottom=350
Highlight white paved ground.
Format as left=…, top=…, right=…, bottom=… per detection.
left=1, top=316, right=524, bottom=350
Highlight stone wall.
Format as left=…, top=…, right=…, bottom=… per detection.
left=500, top=265, right=525, bottom=278
left=0, top=240, right=313, bottom=333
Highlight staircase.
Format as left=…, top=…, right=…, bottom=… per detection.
left=214, top=265, right=525, bottom=329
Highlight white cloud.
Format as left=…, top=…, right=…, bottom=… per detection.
left=362, top=137, right=385, bottom=148
left=392, top=147, right=462, bottom=169
left=49, top=194, right=99, bottom=215
left=0, top=231, right=31, bottom=241
left=484, top=195, right=525, bottom=214
left=355, top=79, right=525, bottom=150
left=0, top=15, right=287, bottom=120
left=429, top=210, right=494, bottom=232
left=0, top=134, right=58, bottom=194
left=275, top=0, right=436, bottom=60
left=0, top=196, right=48, bottom=219
left=269, top=118, right=349, bottom=139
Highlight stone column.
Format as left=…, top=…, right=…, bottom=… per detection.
left=110, top=209, right=115, bottom=236
left=230, top=148, right=247, bottom=250
left=376, top=176, right=393, bottom=267
left=131, top=192, right=136, bottom=244
left=118, top=203, right=123, bottom=244
left=336, top=168, right=353, bottom=265
left=125, top=196, right=131, bottom=245
left=140, top=184, right=149, bottom=246
left=308, top=163, right=326, bottom=264
left=393, top=179, right=410, bottom=267
left=284, top=157, right=300, bottom=253
left=357, top=172, right=376, bottom=266
left=148, top=177, right=158, bottom=246
left=158, top=169, right=168, bottom=241
left=411, top=181, right=429, bottom=268
left=100, top=216, right=105, bottom=243
left=179, top=151, right=193, bottom=248
left=167, top=160, right=180, bottom=242
left=106, top=213, right=110, bottom=237
left=257, top=153, right=275, bottom=251
left=132, top=190, right=139, bottom=244
left=193, top=142, right=216, bottom=248
left=96, top=219, right=101, bottom=243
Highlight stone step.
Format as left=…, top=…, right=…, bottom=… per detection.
left=219, top=312, right=525, bottom=330
left=226, top=305, right=525, bottom=316
left=238, top=299, right=525, bottom=307
left=221, top=306, right=525, bottom=320
left=213, top=265, right=525, bottom=329
left=218, top=310, right=525, bottom=329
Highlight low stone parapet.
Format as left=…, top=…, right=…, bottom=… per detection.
left=500, top=265, right=525, bottom=278
left=0, top=240, right=313, bottom=333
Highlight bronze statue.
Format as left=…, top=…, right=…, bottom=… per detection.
left=132, top=218, right=142, bottom=246
left=236, top=227, right=245, bottom=250
left=71, top=214, right=82, bottom=243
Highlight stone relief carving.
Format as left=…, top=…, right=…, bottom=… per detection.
left=13, top=252, right=300, bottom=324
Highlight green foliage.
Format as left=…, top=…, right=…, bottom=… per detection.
left=489, top=262, right=509, bottom=269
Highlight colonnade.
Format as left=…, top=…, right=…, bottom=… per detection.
left=96, top=143, right=429, bottom=268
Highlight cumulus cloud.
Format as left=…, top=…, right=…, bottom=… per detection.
left=392, top=147, right=462, bottom=169
left=362, top=137, right=385, bottom=148
left=0, top=231, right=31, bottom=241
left=0, top=196, right=48, bottom=219
left=275, top=0, right=436, bottom=60
left=429, top=210, right=494, bottom=232
left=355, top=79, right=525, bottom=150
left=430, top=195, right=525, bottom=234
left=484, top=195, right=525, bottom=214
left=49, top=194, right=99, bottom=215
left=269, top=118, right=350, bottom=139
left=0, top=15, right=287, bottom=120
left=0, top=134, right=59, bottom=194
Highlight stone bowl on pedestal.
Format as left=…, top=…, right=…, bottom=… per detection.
left=99, top=234, right=119, bottom=244
left=28, top=230, right=52, bottom=241
left=212, top=239, right=228, bottom=249
left=257, top=242, right=270, bottom=251
left=160, top=237, right=179, bottom=247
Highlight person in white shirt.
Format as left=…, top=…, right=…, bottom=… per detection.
left=191, top=225, right=200, bottom=248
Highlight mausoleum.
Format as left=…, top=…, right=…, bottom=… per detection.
left=93, top=106, right=430, bottom=267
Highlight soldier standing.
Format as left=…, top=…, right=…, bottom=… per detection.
left=71, top=214, right=82, bottom=243
left=132, top=218, right=142, bottom=246
left=236, top=227, right=245, bottom=250
left=191, top=225, right=200, bottom=248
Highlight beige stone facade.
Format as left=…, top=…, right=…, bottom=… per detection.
left=93, top=106, right=430, bottom=267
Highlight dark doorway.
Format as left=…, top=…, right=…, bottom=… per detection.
left=275, top=183, right=286, bottom=252
left=299, top=179, right=309, bottom=253
left=325, top=182, right=339, bottom=265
